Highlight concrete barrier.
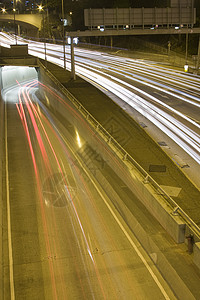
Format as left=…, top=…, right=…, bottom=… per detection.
left=38, top=63, right=186, bottom=244
left=0, top=44, right=28, bottom=57
left=0, top=66, right=4, bottom=300
left=38, top=62, right=200, bottom=271
left=194, top=242, right=200, bottom=269
left=10, top=44, right=28, bottom=56
left=135, top=172, right=186, bottom=242
left=93, top=138, right=186, bottom=243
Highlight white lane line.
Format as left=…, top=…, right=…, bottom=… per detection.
left=154, top=91, right=169, bottom=99
left=58, top=130, right=173, bottom=300
left=86, top=175, right=172, bottom=300
left=5, top=101, right=15, bottom=300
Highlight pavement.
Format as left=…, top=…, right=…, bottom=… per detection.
left=38, top=59, right=200, bottom=299
left=0, top=74, right=4, bottom=300
left=44, top=60, right=200, bottom=226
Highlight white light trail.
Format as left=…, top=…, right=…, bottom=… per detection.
left=1, top=32, right=200, bottom=164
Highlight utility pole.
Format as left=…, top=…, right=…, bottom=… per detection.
left=196, top=37, right=200, bottom=74
left=43, top=13, right=47, bottom=65
left=185, top=25, right=189, bottom=64
left=110, top=36, right=113, bottom=49
left=13, top=0, right=17, bottom=45
left=71, top=37, right=76, bottom=80
left=39, top=5, right=47, bottom=65
left=168, top=41, right=171, bottom=57
left=61, top=0, right=66, bottom=70
left=45, top=0, right=50, bottom=39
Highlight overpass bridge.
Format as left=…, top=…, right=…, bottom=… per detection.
left=0, top=13, right=42, bottom=34
left=0, top=44, right=38, bottom=67
left=67, top=26, right=200, bottom=37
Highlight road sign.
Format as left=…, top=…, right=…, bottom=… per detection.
left=84, top=6, right=196, bottom=31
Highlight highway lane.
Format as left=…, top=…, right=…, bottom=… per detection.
left=2, top=33, right=199, bottom=104
left=2, top=78, right=178, bottom=299
left=2, top=33, right=199, bottom=107
left=12, top=35, right=199, bottom=166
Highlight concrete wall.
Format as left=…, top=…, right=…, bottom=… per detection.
left=1, top=66, right=37, bottom=90
left=38, top=63, right=200, bottom=270
left=0, top=66, right=4, bottom=300
left=38, top=64, right=186, bottom=243
left=0, top=14, right=42, bottom=30
left=194, top=242, right=200, bottom=270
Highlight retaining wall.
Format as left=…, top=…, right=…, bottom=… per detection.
left=0, top=66, right=4, bottom=300
left=38, top=63, right=186, bottom=243
left=38, top=62, right=200, bottom=271
left=1, top=66, right=37, bottom=90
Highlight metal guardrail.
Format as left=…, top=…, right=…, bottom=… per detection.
left=38, top=59, right=200, bottom=240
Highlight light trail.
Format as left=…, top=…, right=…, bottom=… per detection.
left=1, top=33, right=200, bottom=299
left=16, top=80, right=108, bottom=298
left=1, top=32, right=200, bottom=164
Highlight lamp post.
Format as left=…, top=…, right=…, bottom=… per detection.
left=196, top=37, right=200, bottom=74
left=1, top=8, right=6, bottom=36
left=71, top=37, right=76, bottom=80
left=185, top=25, right=189, bottom=64
left=184, top=25, right=189, bottom=72
left=38, top=5, right=47, bottom=64
left=61, top=0, right=66, bottom=70
left=13, top=7, right=17, bottom=44
left=45, top=0, right=49, bottom=37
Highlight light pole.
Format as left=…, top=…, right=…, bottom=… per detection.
left=45, top=0, right=50, bottom=39
left=184, top=25, right=189, bottom=72
left=71, top=37, right=76, bottom=80
left=1, top=8, right=6, bottom=35
left=13, top=7, right=17, bottom=44
left=185, top=25, right=189, bottom=64
left=38, top=5, right=47, bottom=64
left=61, top=0, right=66, bottom=70
left=196, top=37, right=200, bottom=74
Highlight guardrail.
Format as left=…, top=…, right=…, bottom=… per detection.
left=38, top=59, right=200, bottom=240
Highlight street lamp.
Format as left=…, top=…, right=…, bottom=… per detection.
left=1, top=8, right=6, bottom=34
left=38, top=4, right=47, bottom=64
left=45, top=0, right=50, bottom=39
left=184, top=24, right=189, bottom=72
left=13, top=0, right=21, bottom=44
left=13, top=7, right=17, bottom=44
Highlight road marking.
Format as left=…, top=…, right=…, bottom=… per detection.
left=185, top=114, right=200, bottom=125
left=80, top=74, right=108, bottom=92
left=154, top=91, right=169, bottom=99
left=5, top=101, right=15, bottom=300
left=58, top=131, right=173, bottom=300
left=87, top=177, right=172, bottom=300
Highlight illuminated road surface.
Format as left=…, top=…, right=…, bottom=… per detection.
left=1, top=32, right=199, bottom=165
left=2, top=79, right=178, bottom=299
left=1, top=33, right=200, bottom=299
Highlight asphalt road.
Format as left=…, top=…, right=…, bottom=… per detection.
left=2, top=80, right=182, bottom=299
left=1, top=33, right=200, bottom=168
left=1, top=34, right=200, bottom=299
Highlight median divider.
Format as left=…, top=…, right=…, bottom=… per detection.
left=0, top=66, right=4, bottom=300
left=38, top=59, right=200, bottom=269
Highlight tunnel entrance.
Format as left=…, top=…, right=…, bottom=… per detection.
left=1, top=66, right=38, bottom=104
left=1, top=66, right=38, bottom=90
